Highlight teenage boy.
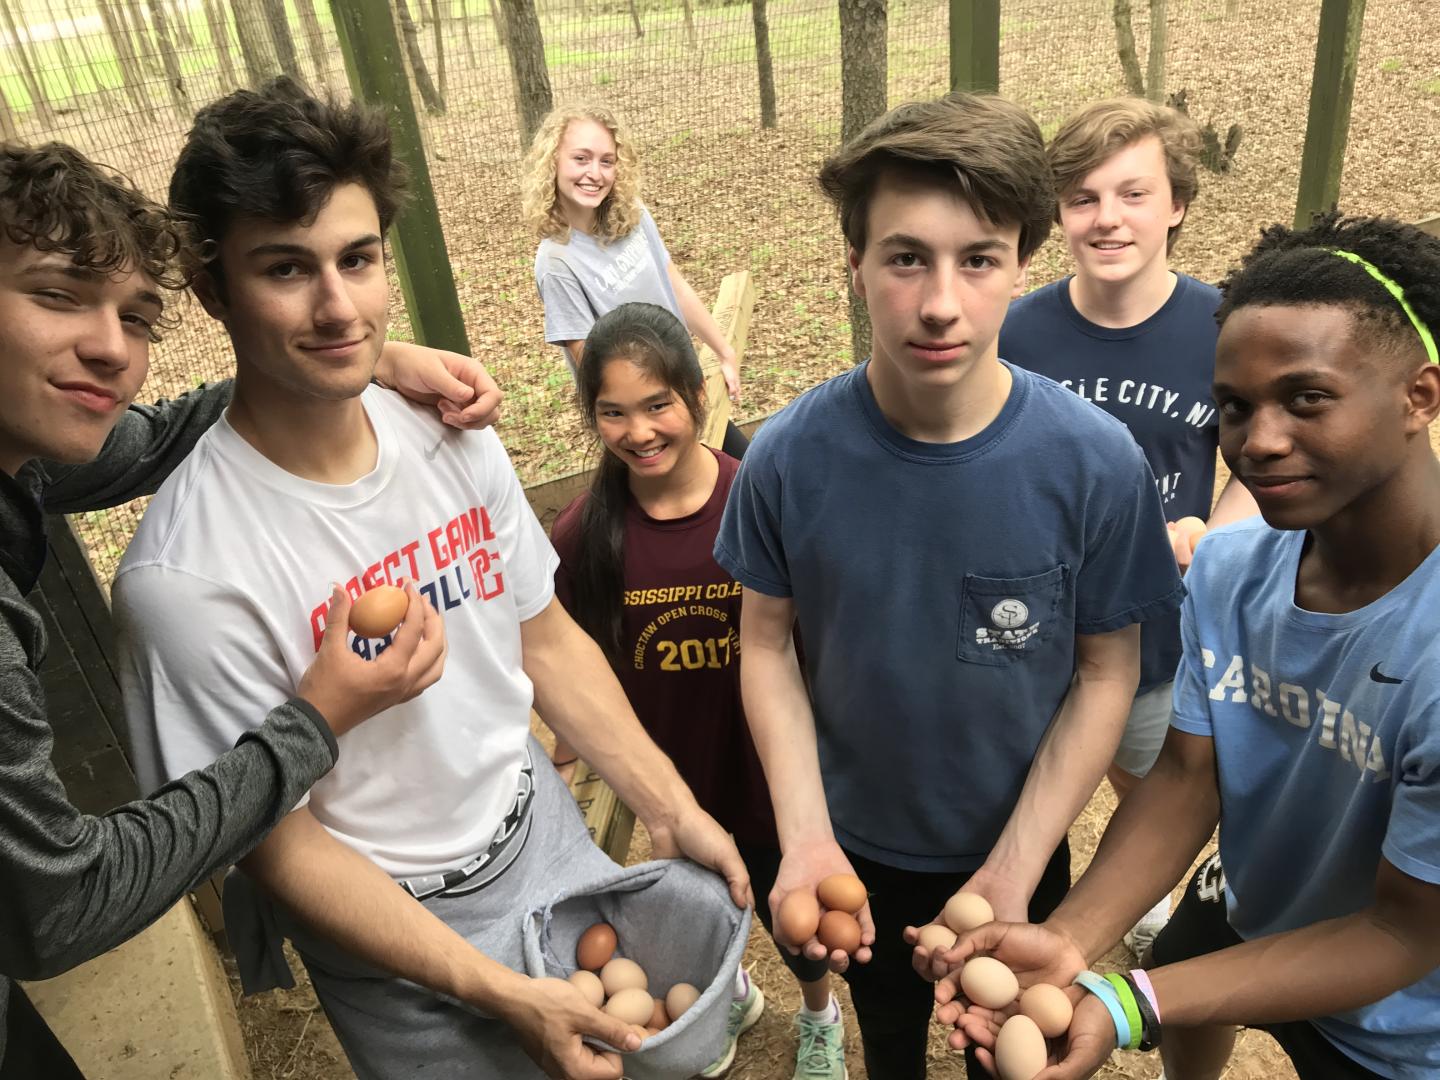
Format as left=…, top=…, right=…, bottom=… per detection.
left=999, top=98, right=1257, bottom=954
left=115, top=80, right=748, bottom=1080
left=713, top=92, right=1184, bottom=1079
left=938, top=214, right=1440, bottom=1080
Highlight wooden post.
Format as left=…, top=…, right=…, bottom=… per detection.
left=330, top=0, right=471, bottom=354
left=565, top=271, right=758, bottom=864
left=1293, top=0, right=1365, bottom=229
left=949, top=0, right=999, bottom=93
left=1417, top=214, right=1440, bottom=239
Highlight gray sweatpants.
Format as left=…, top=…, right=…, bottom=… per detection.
left=287, top=740, right=615, bottom=1078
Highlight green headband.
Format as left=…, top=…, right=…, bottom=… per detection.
left=1330, top=248, right=1439, bottom=364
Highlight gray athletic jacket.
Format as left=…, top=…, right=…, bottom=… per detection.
left=0, top=383, right=338, bottom=1068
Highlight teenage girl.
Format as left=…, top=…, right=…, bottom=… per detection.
left=549, top=303, right=846, bottom=1080
left=521, top=103, right=749, bottom=460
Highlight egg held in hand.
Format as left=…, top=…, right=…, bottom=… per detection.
left=959, top=956, right=1019, bottom=1010
left=348, top=583, right=408, bottom=639
left=816, top=873, right=867, bottom=915
left=777, top=889, right=822, bottom=946
left=1018, top=982, right=1073, bottom=1039
left=817, top=910, right=862, bottom=954
left=942, top=891, right=994, bottom=935
left=994, top=1013, right=1048, bottom=1080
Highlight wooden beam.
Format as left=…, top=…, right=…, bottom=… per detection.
left=563, top=271, right=757, bottom=864
left=1293, top=0, right=1366, bottom=229
left=949, top=0, right=1000, bottom=93
left=1416, top=214, right=1440, bottom=239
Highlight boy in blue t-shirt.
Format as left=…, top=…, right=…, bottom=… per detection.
left=938, top=214, right=1440, bottom=1080
left=714, top=92, right=1184, bottom=1079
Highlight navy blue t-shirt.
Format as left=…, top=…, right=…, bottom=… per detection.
left=1001, top=273, right=1220, bottom=691
left=715, top=363, right=1184, bottom=871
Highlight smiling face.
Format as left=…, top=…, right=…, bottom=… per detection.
left=555, top=119, right=618, bottom=230
left=1058, top=136, right=1184, bottom=290
left=199, top=182, right=387, bottom=406
left=0, top=239, right=160, bottom=474
left=849, top=170, right=1028, bottom=392
left=1214, top=303, right=1431, bottom=531
left=594, top=356, right=702, bottom=481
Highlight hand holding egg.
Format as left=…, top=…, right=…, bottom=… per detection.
left=768, top=847, right=874, bottom=971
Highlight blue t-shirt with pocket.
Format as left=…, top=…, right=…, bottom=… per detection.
left=1173, top=520, right=1440, bottom=1078
left=1001, top=273, right=1222, bottom=693
left=714, top=362, right=1184, bottom=870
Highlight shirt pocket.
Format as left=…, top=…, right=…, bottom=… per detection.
left=956, top=565, right=1070, bottom=667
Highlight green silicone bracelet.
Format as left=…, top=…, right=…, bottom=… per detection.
left=1104, top=972, right=1145, bottom=1051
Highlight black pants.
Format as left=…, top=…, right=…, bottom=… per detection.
left=1151, top=853, right=1387, bottom=1080
left=838, top=840, right=1073, bottom=1080
left=1, top=986, right=84, bottom=1079
left=720, top=420, right=749, bottom=461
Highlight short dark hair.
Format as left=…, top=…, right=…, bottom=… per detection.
left=1, top=141, right=188, bottom=331
left=817, top=93, right=1054, bottom=259
left=170, top=77, right=406, bottom=265
left=1217, top=213, right=1440, bottom=363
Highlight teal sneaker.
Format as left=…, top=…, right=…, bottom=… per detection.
left=699, top=970, right=765, bottom=1078
left=793, top=1006, right=847, bottom=1079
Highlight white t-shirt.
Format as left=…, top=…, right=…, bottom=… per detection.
left=114, top=387, right=558, bottom=879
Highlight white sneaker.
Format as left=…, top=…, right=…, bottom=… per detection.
left=699, top=969, right=764, bottom=1078
left=1124, top=896, right=1170, bottom=963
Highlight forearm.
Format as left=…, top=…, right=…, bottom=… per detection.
left=1048, top=738, right=1220, bottom=962
left=669, top=266, right=732, bottom=361
left=239, top=811, right=527, bottom=1013
left=1206, top=474, right=1259, bottom=530
left=0, top=697, right=334, bottom=979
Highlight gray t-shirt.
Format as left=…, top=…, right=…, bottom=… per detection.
left=533, top=207, right=683, bottom=361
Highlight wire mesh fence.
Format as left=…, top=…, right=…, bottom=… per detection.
left=2, top=0, right=1436, bottom=582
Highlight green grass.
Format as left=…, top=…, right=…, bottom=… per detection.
left=1421, top=76, right=1440, bottom=96
left=1379, top=57, right=1403, bottom=74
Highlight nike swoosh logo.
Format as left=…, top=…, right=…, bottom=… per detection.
left=1370, top=664, right=1403, bottom=685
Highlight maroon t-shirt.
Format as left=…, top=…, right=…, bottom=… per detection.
left=552, top=450, right=777, bottom=848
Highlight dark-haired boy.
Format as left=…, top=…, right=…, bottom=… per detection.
left=116, top=80, right=748, bottom=1079
left=939, top=214, right=1440, bottom=1080
left=714, top=92, right=1183, bottom=1078
left=0, top=139, right=497, bottom=1076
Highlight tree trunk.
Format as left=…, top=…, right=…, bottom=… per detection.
left=458, top=0, right=477, bottom=63
left=120, top=0, right=162, bottom=76
left=294, top=0, right=332, bottom=90
left=681, top=0, right=696, bottom=48
left=430, top=0, right=448, bottom=99
left=838, top=0, right=886, bottom=362
left=96, top=0, right=154, bottom=117
left=0, top=82, right=19, bottom=139
left=396, top=0, right=446, bottom=113
left=146, top=0, right=190, bottom=117
left=627, top=0, right=643, bottom=37
left=488, top=0, right=509, bottom=50
left=0, top=0, right=56, bottom=123
left=232, top=0, right=282, bottom=85
left=71, top=3, right=122, bottom=109
left=261, top=0, right=304, bottom=83
left=1145, top=0, right=1166, bottom=103
left=39, top=0, right=81, bottom=106
left=752, top=0, right=776, bottom=128
left=166, top=0, right=195, bottom=46
left=201, top=0, right=239, bottom=89
left=1112, top=0, right=1145, bottom=97
left=498, top=0, right=553, bottom=150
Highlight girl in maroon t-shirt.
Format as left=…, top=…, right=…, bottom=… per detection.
left=549, top=303, right=845, bottom=1076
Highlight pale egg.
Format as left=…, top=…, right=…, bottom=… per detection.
left=665, top=982, right=701, bottom=1022
left=959, top=956, right=1019, bottom=1010
left=942, top=891, right=994, bottom=935
left=603, top=986, right=655, bottom=1026
left=600, top=956, right=648, bottom=996
left=1018, top=982, right=1073, bottom=1039
left=995, top=1013, right=1048, bottom=1080
left=567, top=969, right=605, bottom=1008
left=916, top=923, right=958, bottom=952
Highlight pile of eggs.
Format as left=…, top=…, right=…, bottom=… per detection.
left=568, top=922, right=701, bottom=1038
left=959, top=957, right=1073, bottom=1080
left=776, top=873, right=868, bottom=953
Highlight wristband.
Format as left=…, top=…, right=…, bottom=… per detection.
left=1129, top=968, right=1161, bottom=1022
left=1119, top=971, right=1161, bottom=1052
left=1073, top=971, right=1131, bottom=1051
left=551, top=756, right=578, bottom=768
left=1103, top=973, right=1145, bottom=1051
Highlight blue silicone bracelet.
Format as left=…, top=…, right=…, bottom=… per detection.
left=1074, top=971, right=1132, bottom=1050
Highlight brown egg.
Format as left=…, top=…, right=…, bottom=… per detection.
left=777, top=889, right=822, bottom=946
left=994, top=1013, right=1048, bottom=1080
left=959, top=956, right=1019, bottom=1010
left=648, top=996, right=669, bottom=1030
left=600, top=956, right=648, bottom=996
left=576, top=922, right=617, bottom=972
left=665, top=982, right=701, bottom=1022
left=567, top=968, right=605, bottom=1008
left=816, top=873, right=867, bottom=914
left=1018, top=982, right=1073, bottom=1039
left=942, top=891, right=994, bottom=935
left=816, top=910, right=862, bottom=954
left=916, top=922, right=958, bottom=953
left=349, top=584, right=408, bottom=639
left=603, top=986, right=655, bottom=1026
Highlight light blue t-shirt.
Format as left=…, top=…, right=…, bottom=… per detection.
left=1173, top=520, right=1440, bottom=1077
left=715, top=362, right=1184, bottom=870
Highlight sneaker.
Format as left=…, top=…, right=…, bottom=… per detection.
left=1124, top=895, right=1171, bottom=963
left=699, top=971, right=765, bottom=1078
left=793, top=1006, right=847, bottom=1079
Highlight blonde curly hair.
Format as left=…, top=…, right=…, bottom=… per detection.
left=521, top=103, right=643, bottom=245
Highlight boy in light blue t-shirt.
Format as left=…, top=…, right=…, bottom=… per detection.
left=937, top=214, right=1440, bottom=1080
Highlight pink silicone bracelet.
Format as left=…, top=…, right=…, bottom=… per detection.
left=1129, top=968, right=1161, bottom=1023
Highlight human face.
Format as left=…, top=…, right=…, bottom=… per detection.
left=1059, top=137, right=1184, bottom=290
left=594, top=357, right=700, bottom=481
left=0, top=240, right=159, bottom=474
left=554, top=120, right=617, bottom=228
left=849, top=172, right=1028, bottom=390
left=1214, top=304, right=1422, bottom=531
left=200, top=183, right=387, bottom=405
